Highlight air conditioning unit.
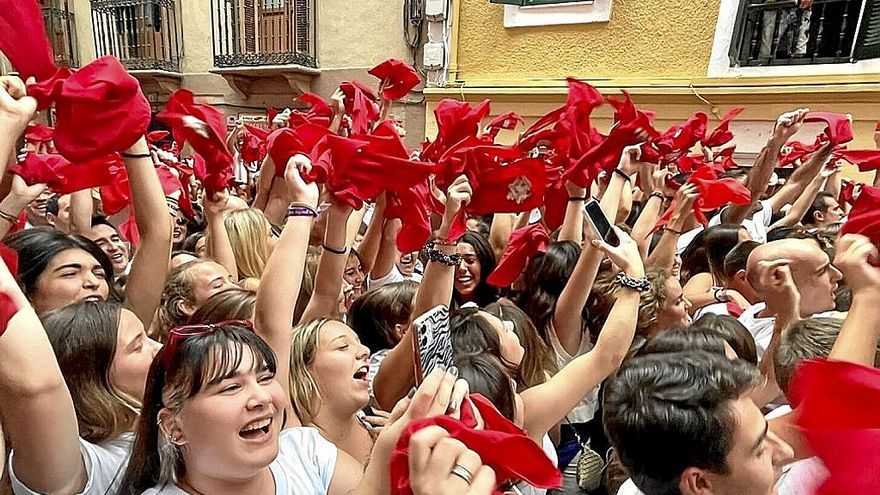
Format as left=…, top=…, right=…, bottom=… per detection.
left=425, top=0, right=448, bottom=21
left=423, top=42, right=445, bottom=70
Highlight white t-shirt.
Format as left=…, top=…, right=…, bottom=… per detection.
left=737, top=302, right=776, bottom=359
left=141, top=427, right=337, bottom=495
left=548, top=326, right=598, bottom=423
left=693, top=302, right=732, bottom=319
left=709, top=199, right=774, bottom=244
left=369, top=264, right=423, bottom=289
left=9, top=434, right=133, bottom=495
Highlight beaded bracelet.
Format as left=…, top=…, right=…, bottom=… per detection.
left=614, top=272, right=652, bottom=293
left=426, top=242, right=462, bottom=267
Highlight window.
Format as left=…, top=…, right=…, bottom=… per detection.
left=728, top=0, right=880, bottom=67
left=495, top=0, right=612, bottom=28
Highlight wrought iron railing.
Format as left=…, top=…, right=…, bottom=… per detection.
left=41, top=0, right=79, bottom=68
left=211, top=0, right=317, bottom=68
left=90, top=0, right=182, bottom=72
left=731, top=0, right=864, bottom=66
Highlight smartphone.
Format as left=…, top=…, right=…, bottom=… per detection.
left=412, top=305, right=454, bottom=385
left=584, top=199, right=618, bottom=246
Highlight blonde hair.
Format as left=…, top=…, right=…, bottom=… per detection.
left=288, top=318, right=329, bottom=425
left=157, top=260, right=211, bottom=343
left=588, top=266, right=670, bottom=338
left=224, top=208, right=270, bottom=281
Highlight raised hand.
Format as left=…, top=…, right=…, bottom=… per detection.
left=442, top=175, right=473, bottom=226
left=283, top=153, right=319, bottom=207
left=834, top=234, right=880, bottom=296
left=408, top=426, right=496, bottom=495
left=591, top=226, right=645, bottom=278
left=772, top=108, right=809, bottom=144
left=753, top=258, right=801, bottom=318
left=617, top=145, right=642, bottom=177
left=0, top=76, right=37, bottom=132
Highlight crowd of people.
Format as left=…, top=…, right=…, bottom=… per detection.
left=2, top=5, right=880, bottom=493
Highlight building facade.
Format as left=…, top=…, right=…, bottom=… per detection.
left=424, top=0, right=880, bottom=169
left=2, top=0, right=428, bottom=148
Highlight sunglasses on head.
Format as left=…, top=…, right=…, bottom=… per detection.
left=159, top=319, right=254, bottom=368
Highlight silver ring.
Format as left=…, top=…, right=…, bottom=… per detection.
left=450, top=464, right=473, bottom=484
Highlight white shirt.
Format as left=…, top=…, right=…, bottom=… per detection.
left=141, top=427, right=337, bottom=495
left=693, top=301, right=732, bottom=319
left=369, top=264, right=423, bottom=289
left=709, top=199, right=774, bottom=244
left=9, top=434, right=133, bottom=495
left=548, top=327, right=598, bottom=423
left=737, top=302, right=776, bottom=359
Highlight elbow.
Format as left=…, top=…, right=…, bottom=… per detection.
left=5, top=371, right=68, bottom=402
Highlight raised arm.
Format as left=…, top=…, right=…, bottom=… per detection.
left=766, top=143, right=833, bottom=215
left=0, top=176, right=46, bottom=238
left=646, top=183, right=698, bottom=270
left=830, top=234, right=880, bottom=365
left=0, top=76, right=36, bottom=172
left=255, top=154, right=319, bottom=417
left=0, top=253, right=86, bottom=495
left=724, top=109, right=808, bottom=224
left=372, top=175, right=472, bottom=410
left=357, top=195, right=386, bottom=276
left=600, top=147, right=640, bottom=223
left=371, top=218, right=401, bottom=281
left=552, top=218, right=603, bottom=355
left=489, top=213, right=516, bottom=260
left=67, top=189, right=93, bottom=236
left=558, top=182, right=586, bottom=244
left=123, top=137, right=173, bottom=329
left=522, top=227, right=643, bottom=437
left=203, top=190, right=239, bottom=281
left=298, top=199, right=354, bottom=324
left=630, top=164, right=667, bottom=259
left=769, top=162, right=836, bottom=230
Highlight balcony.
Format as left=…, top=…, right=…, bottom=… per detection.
left=90, top=0, right=182, bottom=73
left=210, top=0, right=317, bottom=69
left=730, top=0, right=873, bottom=67
left=41, top=0, right=79, bottom=68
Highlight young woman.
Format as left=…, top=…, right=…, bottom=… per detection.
left=6, top=136, right=171, bottom=330
left=453, top=231, right=498, bottom=308
left=0, top=257, right=159, bottom=495
left=484, top=301, right=556, bottom=390
left=682, top=224, right=751, bottom=314
left=187, top=288, right=257, bottom=324
left=154, top=259, right=236, bottom=341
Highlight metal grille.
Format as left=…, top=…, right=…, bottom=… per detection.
left=730, top=0, right=863, bottom=66
left=90, top=0, right=182, bottom=72
left=40, top=0, right=79, bottom=68
left=211, top=0, right=317, bottom=68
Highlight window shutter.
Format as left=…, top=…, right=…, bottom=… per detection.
left=855, top=0, right=880, bottom=60
left=489, top=0, right=590, bottom=6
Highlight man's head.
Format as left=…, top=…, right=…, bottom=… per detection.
left=604, top=351, right=793, bottom=495
left=85, top=216, right=130, bottom=277
left=774, top=317, right=880, bottom=400
left=722, top=240, right=760, bottom=304
left=801, top=192, right=844, bottom=229
left=746, top=238, right=841, bottom=318
left=26, top=188, right=54, bottom=227
left=45, top=194, right=71, bottom=233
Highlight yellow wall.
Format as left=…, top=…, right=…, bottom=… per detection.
left=456, top=0, right=721, bottom=82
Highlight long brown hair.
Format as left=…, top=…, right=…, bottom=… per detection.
left=119, top=324, right=277, bottom=494
left=484, top=301, right=556, bottom=389
left=40, top=301, right=140, bottom=444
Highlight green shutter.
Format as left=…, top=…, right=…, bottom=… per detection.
left=855, top=0, right=880, bottom=60
left=490, top=0, right=591, bottom=6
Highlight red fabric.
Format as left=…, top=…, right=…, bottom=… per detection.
left=24, top=124, right=54, bottom=144
left=390, top=394, right=562, bottom=495
left=702, top=107, right=744, bottom=149
left=239, top=124, right=269, bottom=163
left=485, top=112, right=524, bottom=139
left=26, top=57, right=151, bottom=162
left=266, top=124, right=331, bottom=176
left=147, top=131, right=170, bottom=144
left=791, top=359, right=880, bottom=495
left=267, top=108, right=279, bottom=125
left=640, top=113, right=708, bottom=165
left=840, top=184, right=880, bottom=247
left=308, top=130, right=437, bottom=210
left=836, top=150, right=880, bottom=172
left=12, top=153, right=123, bottom=194
left=422, top=99, right=491, bottom=162
left=804, top=112, right=854, bottom=145
left=290, top=93, right=334, bottom=128
left=99, top=164, right=183, bottom=216
left=839, top=180, right=857, bottom=207
left=340, top=81, right=381, bottom=135
left=487, top=223, right=549, bottom=288
left=118, top=209, right=140, bottom=246
left=0, top=245, right=19, bottom=336
left=157, top=89, right=234, bottom=196
left=386, top=178, right=444, bottom=253
left=778, top=139, right=823, bottom=167
left=657, top=165, right=751, bottom=227
left=369, top=59, right=421, bottom=101
left=0, top=0, right=57, bottom=81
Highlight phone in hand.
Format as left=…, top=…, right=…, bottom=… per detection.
left=412, top=305, right=454, bottom=385
left=584, top=199, right=619, bottom=246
